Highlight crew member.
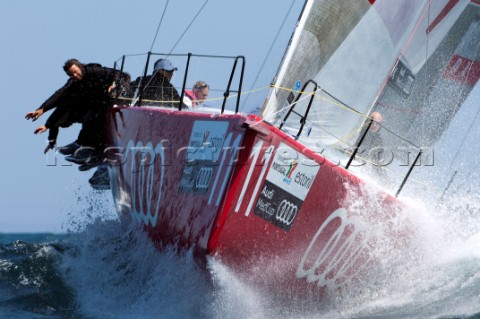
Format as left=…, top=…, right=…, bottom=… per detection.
left=131, top=58, right=181, bottom=108
left=26, top=59, right=129, bottom=168
left=184, top=81, right=209, bottom=108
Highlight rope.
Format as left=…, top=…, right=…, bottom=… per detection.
left=118, top=84, right=272, bottom=106
left=268, top=84, right=366, bottom=118
left=149, top=0, right=170, bottom=52
left=138, top=0, right=210, bottom=100
left=124, top=79, right=419, bottom=152
left=166, top=0, right=210, bottom=56
left=117, top=83, right=430, bottom=191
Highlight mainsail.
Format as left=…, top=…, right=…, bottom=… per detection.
left=262, top=0, right=474, bottom=151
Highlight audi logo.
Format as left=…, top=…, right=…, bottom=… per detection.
left=296, top=208, right=371, bottom=289
left=275, top=199, right=298, bottom=225
left=195, top=167, right=213, bottom=189
left=124, top=140, right=165, bottom=227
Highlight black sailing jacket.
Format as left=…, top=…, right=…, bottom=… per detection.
left=130, top=72, right=181, bottom=107
left=38, top=63, right=126, bottom=141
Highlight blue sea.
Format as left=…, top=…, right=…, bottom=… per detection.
left=1, top=190, right=480, bottom=319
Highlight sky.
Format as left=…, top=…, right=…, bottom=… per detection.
left=0, top=0, right=304, bottom=233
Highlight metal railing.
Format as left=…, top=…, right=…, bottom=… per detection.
left=277, top=79, right=423, bottom=197
left=279, top=79, right=318, bottom=140
left=113, top=52, right=246, bottom=114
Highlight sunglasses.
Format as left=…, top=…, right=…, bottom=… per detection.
left=194, top=83, right=209, bottom=90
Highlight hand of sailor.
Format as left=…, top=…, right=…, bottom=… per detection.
left=34, top=125, right=47, bottom=134
left=25, top=109, right=44, bottom=122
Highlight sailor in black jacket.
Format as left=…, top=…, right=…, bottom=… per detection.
left=130, top=58, right=181, bottom=108
left=26, top=59, right=127, bottom=159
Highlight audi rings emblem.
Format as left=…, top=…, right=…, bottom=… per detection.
left=275, top=199, right=298, bottom=225
left=195, top=167, right=213, bottom=189
left=126, top=140, right=165, bottom=228
left=296, top=208, right=371, bottom=288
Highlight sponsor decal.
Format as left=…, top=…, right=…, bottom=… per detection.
left=266, top=144, right=318, bottom=201
left=389, top=59, right=415, bottom=96
left=444, top=55, right=480, bottom=86
left=254, top=143, right=319, bottom=231
left=186, top=120, right=229, bottom=162
left=443, top=17, right=480, bottom=86
left=255, top=180, right=302, bottom=231
left=276, top=199, right=298, bottom=225
left=286, top=92, right=295, bottom=105
left=294, top=80, right=301, bottom=91
left=296, top=208, right=371, bottom=288
left=180, top=164, right=214, bottom=194
left=125, top=140, right=165, bottom=227
left=180, top=120, right=229, bottom=193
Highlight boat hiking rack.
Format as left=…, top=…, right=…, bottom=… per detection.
left=114, top=52, right=245, bottom=114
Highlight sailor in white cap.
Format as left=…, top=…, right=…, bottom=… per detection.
left=153, top=58, right=178, bottom=72
left=131, top=58, right=181, bottom=107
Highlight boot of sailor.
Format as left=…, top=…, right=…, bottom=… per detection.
left=88, top=164, right=110, bottom=190
left=65, top=147, right=99, bottom=165
left=58, top=141, right=81, bottom=155
left=78, top=160, right=101, bottom=171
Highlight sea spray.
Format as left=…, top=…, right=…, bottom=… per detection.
left=61, top=183, right=118, bottom=233
left=58, top=220, right=213, bottom=319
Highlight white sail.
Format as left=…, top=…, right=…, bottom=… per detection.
left=262, top=0, right=470, bottom=150
left=401, top=0, right=470, bottom=74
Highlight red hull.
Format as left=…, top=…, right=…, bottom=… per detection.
left=107, top=107, right=412, bottom=297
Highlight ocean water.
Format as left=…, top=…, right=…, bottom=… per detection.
left=1, top=187, right=480, bottom=319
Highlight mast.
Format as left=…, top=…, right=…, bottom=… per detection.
left=261, top=0, right=314, bottom=119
